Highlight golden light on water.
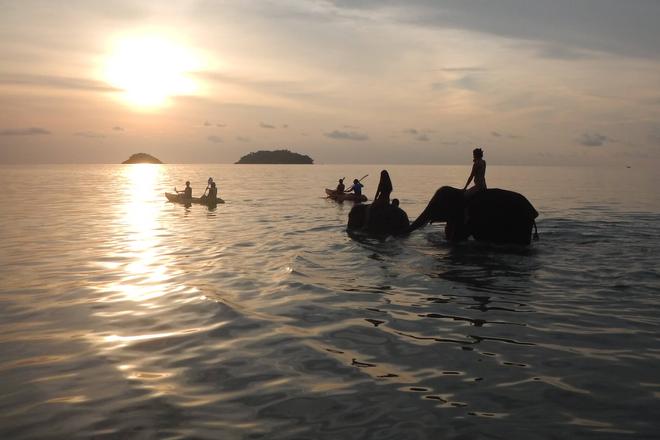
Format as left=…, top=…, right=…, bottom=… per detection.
left=104, top=34, right=204, bottom=108
left=96, top=164, right=171, bottom=304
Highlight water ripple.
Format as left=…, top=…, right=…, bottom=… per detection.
left=0, top=164, right=658, bottom=439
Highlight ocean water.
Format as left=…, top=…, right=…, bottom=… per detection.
left=0, top=164, right=658, bottom=439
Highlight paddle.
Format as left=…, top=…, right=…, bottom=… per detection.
left=344, top=174, right=368, bottom=193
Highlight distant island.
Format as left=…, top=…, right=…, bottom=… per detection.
left=122, top=153, right=163, bottom=164
left=235, top=149, right=313, bottom=164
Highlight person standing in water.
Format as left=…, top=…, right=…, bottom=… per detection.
left=463, top=148, right=487, bottom=197
left=372, top=170, right=393, bottom=208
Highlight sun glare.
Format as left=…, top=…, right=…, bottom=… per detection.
left=104, top=35, right=203, bottom=108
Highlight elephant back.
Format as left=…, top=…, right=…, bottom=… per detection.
left=467, top=188, right=538, bottom=245
left=347, top=203, right=410, bottom=236
left=469, top=188, right=538, bottom=220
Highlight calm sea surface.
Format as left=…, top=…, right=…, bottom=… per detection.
left=0, top=164, right=658, bottom=439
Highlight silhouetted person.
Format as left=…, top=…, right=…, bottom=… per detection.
left=176, top=181, right=192, bottom=199
left=336, top=178, right=345, bottom=193
left=208, top=181, right=217, bottom=200
left=202, top=177, right=214, bottom=197
left=347, top=178, right=363, bottom=196
left=463, top=147, right=487, bottom=198
left=372, top=170, right=392, bottom=208
left=391, top=198, right=400, bottom=208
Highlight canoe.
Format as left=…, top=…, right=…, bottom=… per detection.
left=165, top=192, right=225, bottom=205
left=325, top=188, right=367, bottom=202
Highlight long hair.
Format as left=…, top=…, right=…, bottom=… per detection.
left=378, top=170, right=393, bottom=193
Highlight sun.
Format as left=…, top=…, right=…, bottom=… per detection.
left=104, top=35, right=203, bottom=108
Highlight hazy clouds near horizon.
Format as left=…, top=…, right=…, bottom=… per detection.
left=1, top=0, right=659, bottom=165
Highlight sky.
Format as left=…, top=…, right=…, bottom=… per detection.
left=1, top=0, right=659, bottom=165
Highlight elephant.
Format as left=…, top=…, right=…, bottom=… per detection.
left=408, top=186, right=539, bottom=245
left=347, top=203, right=410, bottom=237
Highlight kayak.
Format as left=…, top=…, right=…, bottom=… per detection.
left=325, top=188, right=367, bottom=202
left=165, top=192, right=225, bottom=205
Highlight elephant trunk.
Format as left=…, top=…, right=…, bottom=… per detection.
left=408, top=187, right=457, bottom=233
left=408, top=208, right=432, bottom=232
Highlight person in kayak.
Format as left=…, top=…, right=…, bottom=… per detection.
left=372, top=170, right=392, bottom=208
left=208, top=181, right=218, bottom=201
left=463, top=147, right=487, bottom=198
left=204, top=177, right=214, bottom=195
left=347, top=178, right=363, bottom=197
left=336, top=178, right=345, bottom=193
left=201, top=177, right=215, bottom=202
left=176, top=181, right=193, bottom=199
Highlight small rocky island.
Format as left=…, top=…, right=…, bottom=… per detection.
left=122, top=153, right=163, bottom=164
left=235, top=149, right=313, bottom=164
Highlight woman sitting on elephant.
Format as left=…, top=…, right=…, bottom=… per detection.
left=463, top=147, right=487, bottom=197
left=372, top=170, right=393, bottom=209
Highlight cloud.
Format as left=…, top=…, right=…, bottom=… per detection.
left=75, top=131, right=105, bottom=138
left=452, top=75, right=480, bottom=91
left=404, top=128, right=429, bottom=141
left=648, top=127, right=660, bottom=146
left=282, top=124, right=289, bottom=128
left=328, top=0, right=660, bottom=59
left=0, top=73, right=119, bottom=92
left=431, top=74, right=482, bottom=92
left=236, top=136, right=250, bottom=142
left=204, top=121, right=212, bottom=126
left=207, top=135, right=223, bottom=143
left=260, top=122, right=276, bottom=129
left=325, top=130, right=369, bottom=141
left=578, top=132, right=609, bottom=147
left=492, top=130, right=521, bottom=139
left=216, top=123, right=226, bottom=127
left=0, top=127, right=50, bottom=136
left=194, top=71, right=315, bottom=103
left=533, top=43, right=592, bottom=60
left=436, top=67, right=486, bottom=72
left=431, top=82, right=447, bottom=91
left=113, top=126, right=124, bottom=131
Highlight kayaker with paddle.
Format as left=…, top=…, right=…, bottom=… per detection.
left=347, top=178, right=364, bottom=197
left=175, top=181, right=193, bottom=199
left=208, top=181, right=218, bottom=201
left=200, top=177, right=214, bottom=202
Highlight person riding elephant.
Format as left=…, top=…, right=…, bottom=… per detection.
left=408, top=186, right=539, bottom=245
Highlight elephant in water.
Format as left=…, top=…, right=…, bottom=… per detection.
left=347, top=203, right=410, bottom=237
left=408, top=186, right=539, bottom=245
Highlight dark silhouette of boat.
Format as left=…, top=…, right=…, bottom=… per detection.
left=325, top=188, right=367, bottom=202
left=165, top=192, right=225, bottom=205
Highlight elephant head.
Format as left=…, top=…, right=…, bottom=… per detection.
left=408, top=186, right=539, bottom=245
left=347, top=203, right=410, bottom=237
left=408, top=187, right=470, bottom=241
